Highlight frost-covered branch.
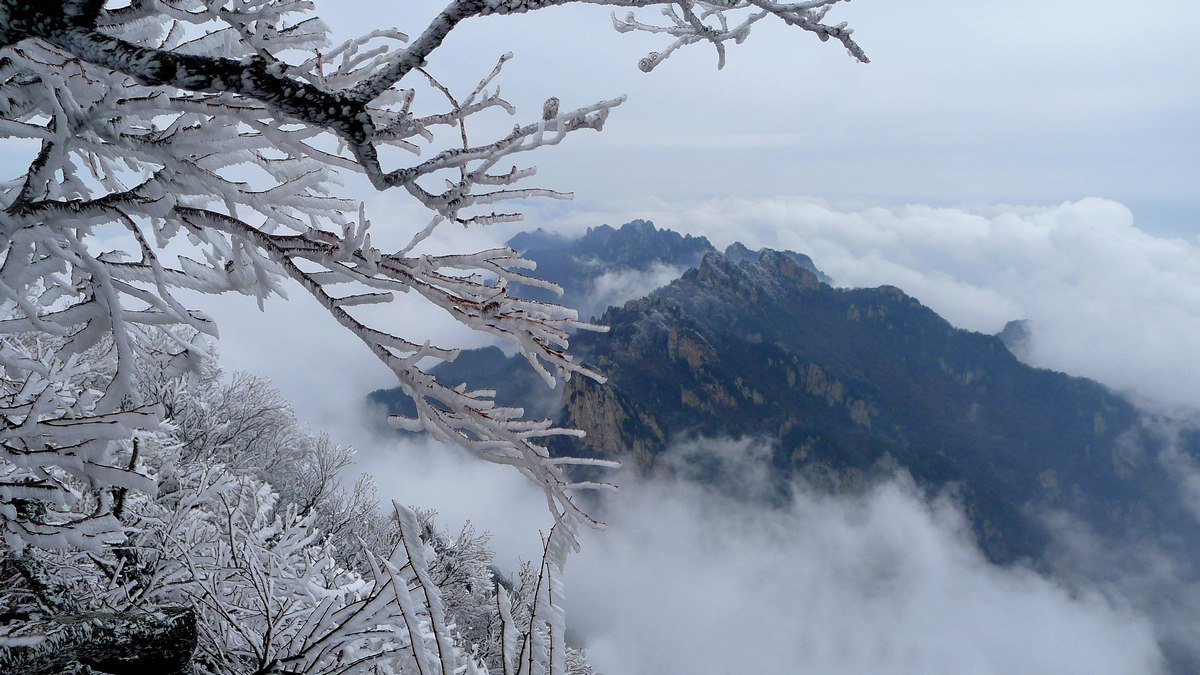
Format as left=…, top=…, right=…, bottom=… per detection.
left=0, top=0, right=870, bottom=669
left=0, top=0, right=866, bottom=579
left=613, top=0, right=867, bottom=71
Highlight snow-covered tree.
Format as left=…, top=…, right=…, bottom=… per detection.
left=1, top=353, right=522, bottom=673
left=0, top=0, right=866, bottom=553
left=0, top=0, right=868, bottom=670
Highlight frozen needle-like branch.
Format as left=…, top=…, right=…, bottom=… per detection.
left=0, top=0, right=866, bottom=546
left=0, top=0, right=871, bottom=671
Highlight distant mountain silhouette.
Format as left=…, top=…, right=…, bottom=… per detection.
left=506, top=219, right=716, bottom=321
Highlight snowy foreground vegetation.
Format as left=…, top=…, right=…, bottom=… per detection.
left=3, top=354, right=576, bottom=673
left=0, top=0, right=867, bottom=671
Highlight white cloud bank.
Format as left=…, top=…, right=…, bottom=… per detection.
left=337, top=430, right=1179, bottom=675
left=184, top=192, right=1200, bottom=673
left=569, top=438, right=1165, bottom=675
left=536, top=196, right=1200, bottom=408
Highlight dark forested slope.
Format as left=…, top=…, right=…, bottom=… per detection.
left=371, top=222, right=1199, bottom=565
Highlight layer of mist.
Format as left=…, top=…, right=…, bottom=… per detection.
left=193, top=196, right=1200, bottom=673
left=570, top=437, right=1172, bottom=675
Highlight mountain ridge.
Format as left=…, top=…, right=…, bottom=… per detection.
left=370, top=220, right=1200, bottom=566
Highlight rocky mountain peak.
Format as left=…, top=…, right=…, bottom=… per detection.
left=673, top=247, right=824, bottom=314
left=573, top=219, right=714, bottom=267
left=996, top=319, right=1033, bottom=361
left=372, top=221, right=1200, bottom=570
left=723, top=242, right=834, bottom=285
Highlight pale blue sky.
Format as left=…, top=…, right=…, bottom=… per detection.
left=198, top=0, right=1200, bottom=422
left=327, top=0, right=1200, bottom=238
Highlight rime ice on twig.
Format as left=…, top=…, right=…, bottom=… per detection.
left=613, top=0, right=868, bottom=71
left=0, top=0, right=868, bottom=671
left=0, top=0, right=864, bottom=547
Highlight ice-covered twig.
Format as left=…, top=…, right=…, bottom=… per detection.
left=0, top=0, right=866, bottom=546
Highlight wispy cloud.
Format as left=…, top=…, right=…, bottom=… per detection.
left=1043, top=504, right=1200, bottom=674
left=569, top=438, right=1166, bottom=675
left=579, top=262, right=686, bottom=319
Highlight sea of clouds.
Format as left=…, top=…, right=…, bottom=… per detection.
left=193, top=194, right=1200, bottom=673
left=569, top=438, right=1166, bottom=675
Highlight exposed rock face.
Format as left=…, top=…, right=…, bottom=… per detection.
left=562, top=377, right=664, bottom=468
left=666, top=327, right=715, bottom=372
left=724, top=241, right=833, bottom=285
